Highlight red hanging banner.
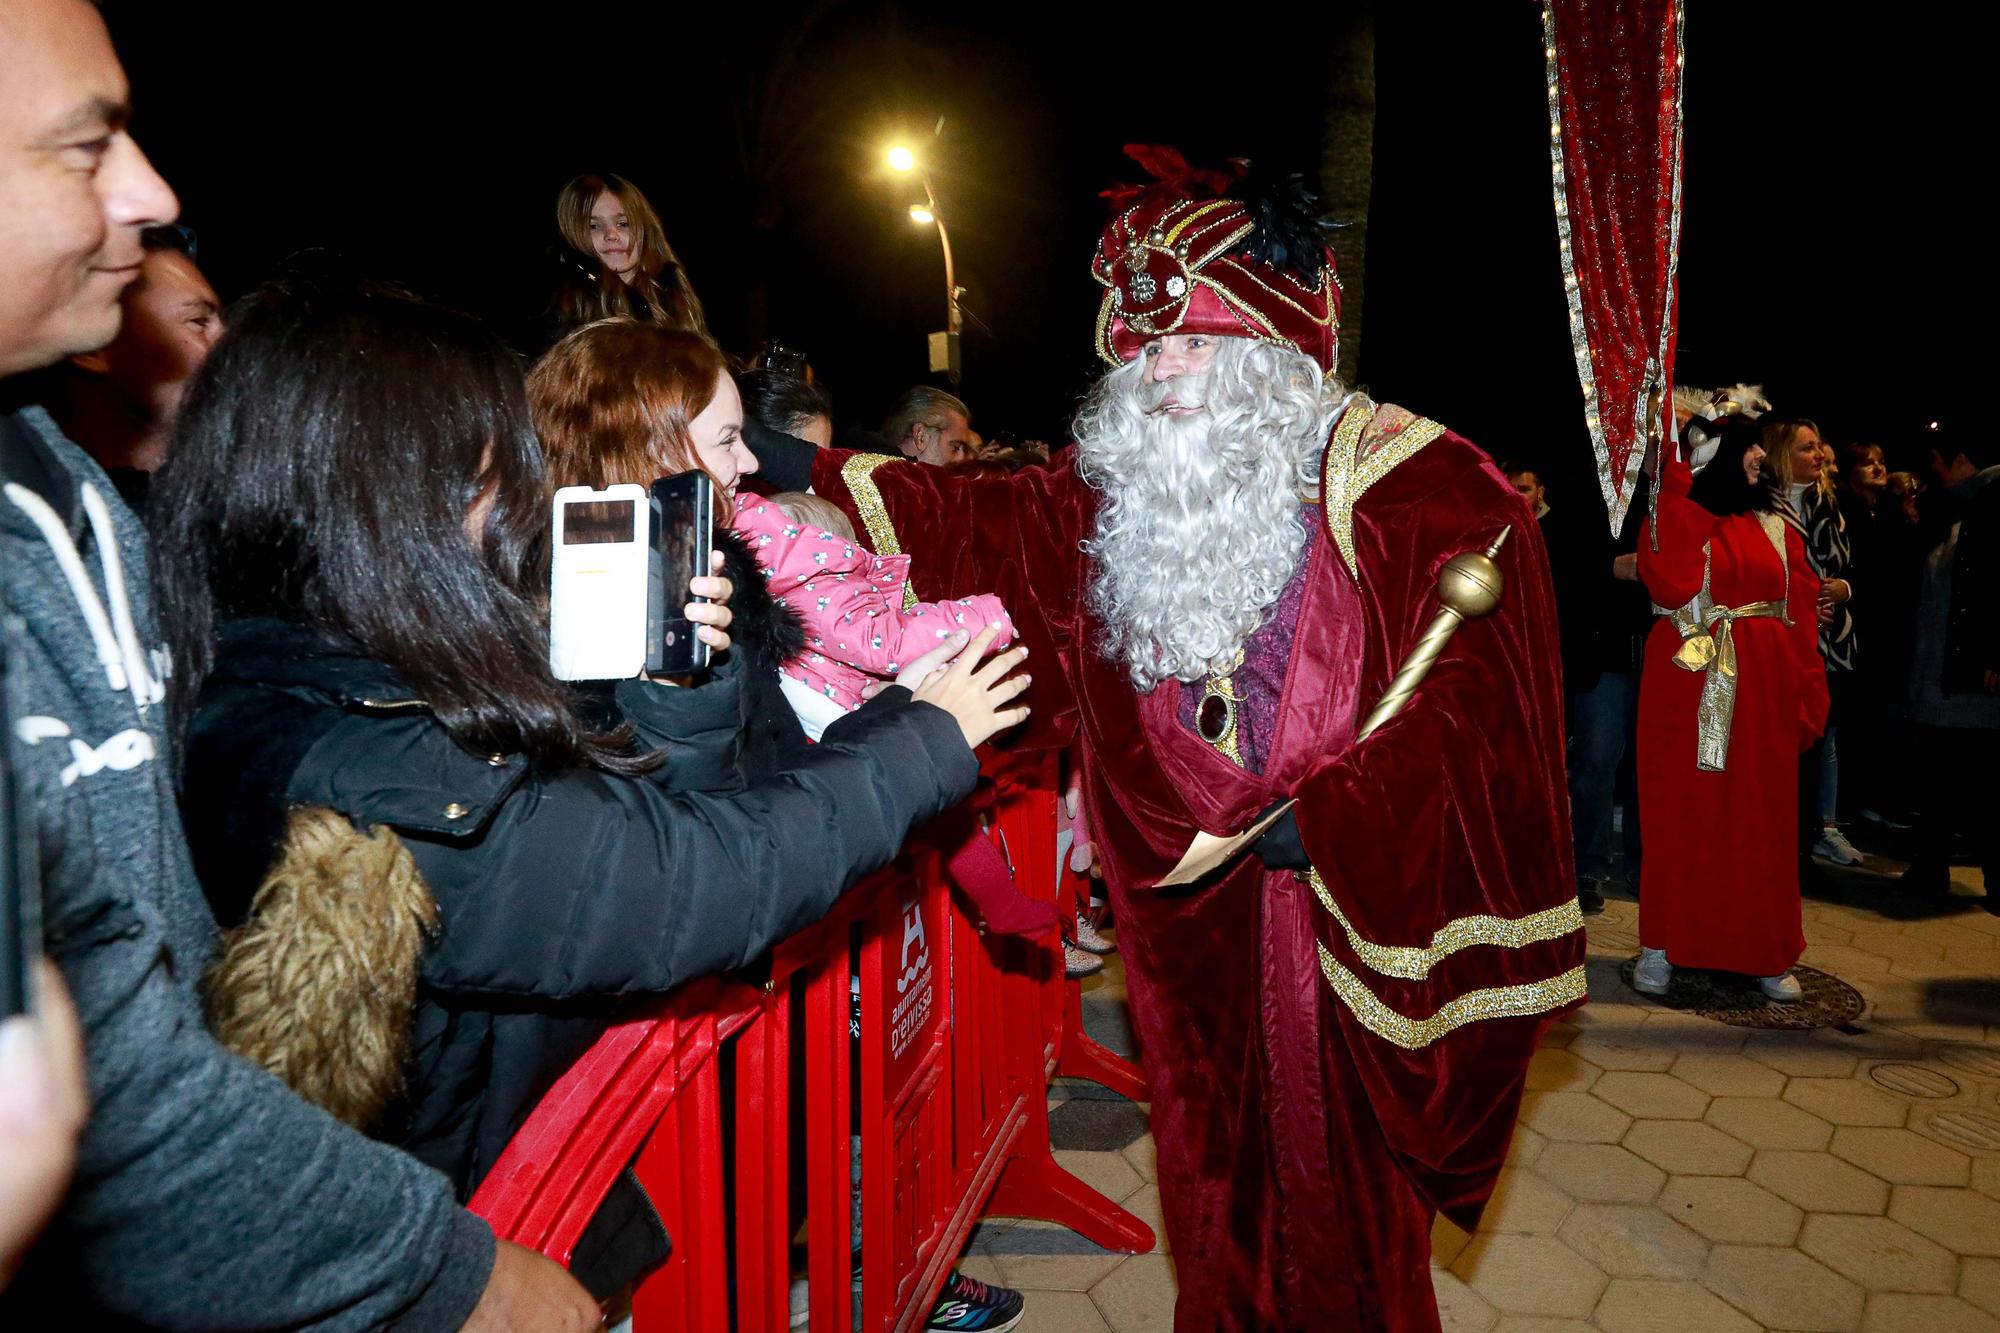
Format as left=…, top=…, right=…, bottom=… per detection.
left=1544, top=0, right=1687, bottom=535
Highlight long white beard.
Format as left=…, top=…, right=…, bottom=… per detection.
left=1075, top=340, right=1344, bottom=692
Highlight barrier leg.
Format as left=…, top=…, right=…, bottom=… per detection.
left=983, top=1093, right=1156, bottom=1253
left=732, top=996, right=791, bottom=1332
left=803, top=954, right=854, bottom=1333
left=1054, top=868, right=1148, bottom=1103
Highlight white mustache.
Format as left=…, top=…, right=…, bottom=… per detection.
left=1138, top=375, right=1208, bottom=414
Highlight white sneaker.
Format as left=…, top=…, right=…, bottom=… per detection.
left=1073, top=912, right=1115, bottom=955
left=1813, top=827, right=1864, bottom=866
left=1064, top=942, right=1105, bottom=979
left=1633, top=947, right=1672, bottom=996
left=1759, top=972, right=1803, bottom=1002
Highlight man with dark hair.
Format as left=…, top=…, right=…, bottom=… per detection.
left=0, top=1, right=594, bottom=1326
left=883, top=385, right=975, bottom=466
left=1904, top=430, right=2000, bottom=900
left=41, top=224, right=219, bottom=510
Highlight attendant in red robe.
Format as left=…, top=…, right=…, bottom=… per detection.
left=1634, top=416, right=1828, bottom=1000
left=746, top=156, right=1583, bottom=1330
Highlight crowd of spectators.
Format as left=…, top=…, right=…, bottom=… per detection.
left=2, top=3, right=1990, bottom=1329
left=1522, top=385, right=1997, bottom=1000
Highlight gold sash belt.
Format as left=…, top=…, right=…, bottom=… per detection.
left=1652, top=595, right=1786, bottom=772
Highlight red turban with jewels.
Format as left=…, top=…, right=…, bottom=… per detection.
left=1091, top=146, right=1341, bottom=373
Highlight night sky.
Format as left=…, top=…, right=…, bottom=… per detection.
left=104, top=2, right=1967, bottom=534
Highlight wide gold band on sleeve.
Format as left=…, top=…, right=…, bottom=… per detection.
left=1319, top=944, right=1586, bottom=1050
left=839, top=452, right=920, bottom=610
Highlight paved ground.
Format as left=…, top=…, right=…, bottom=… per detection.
left=966, top=841, right=2000, bottom=1332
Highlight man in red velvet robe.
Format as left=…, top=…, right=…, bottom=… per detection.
left=746, top=162, right=1585, bottom=1331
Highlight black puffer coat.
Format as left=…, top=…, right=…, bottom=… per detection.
left=179, top=534, right=974, bottom=1294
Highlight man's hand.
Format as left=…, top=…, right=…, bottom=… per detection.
left=460, top=1240, right=599, bottom=1332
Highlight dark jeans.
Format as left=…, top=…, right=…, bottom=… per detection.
left=1568, top=669, right=1642, bottom=883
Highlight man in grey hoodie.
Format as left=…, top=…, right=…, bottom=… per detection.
left=0, top=2, right=596, bottom=1327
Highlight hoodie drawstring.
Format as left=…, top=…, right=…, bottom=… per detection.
left=5, top=480, right=162, bottom=711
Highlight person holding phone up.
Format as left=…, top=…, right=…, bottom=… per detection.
left=151, top=276, right=1030, bottom=1305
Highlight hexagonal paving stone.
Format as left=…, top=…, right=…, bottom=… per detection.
left=1960, top=1256, right=2000, bottom=1320
left=1624, top=1120, right=1754, bottom=1176
left=1525, top=1048, right=1602, bottom=1093
left=1797, top=1214, right=1957, bottom=1293
left=1860, top=1294, right=1999, bottom=1333
left=1657, top=1175, right=1804, bottom=1245
left=1433, top=1213, right=1473, bottom=1268
left=1592, top=1071, right=1711, bottom=1120
left=986, top=1219, right=1127, bottom=1293
left=1086, top=1253, right=1178, bottom=1333
left=1742, top=1034, right=1863, bottom=1078
left=1452, top=1235, right=1607, bottom=1319
left=1013, top=1289, right=1112, bottom=1332
left=1051, top=1150, right=1145, bottom=1205
left=1520, top=1091, right=1633, bottom=1144
left=1702, top=1245, right=1865, bottom=1332
left=1830, top=1127, right=1972, bottom=1186
left=1638, top=1011, right=1750, bottom=1055
left=1568, top=1030, right=1679, bottom=1074
left=1534, top=1142, right=1666, bottom=1204
left=1490, top=1320, right=1595, bottom=1333
left=1593, top=1277, right=1759, bottom=1333
left=1113, top=1184, right=1167, bottom=1256
left=1477, top=1166, right=1575, bottom=1235
left=1705, top=1096, right=1836, bottom=1150
left=1783, top=1077, right=1913, bottom=1127
left=1747, top=1149, right=1891, bottom=1214
left=1431, top=1268, right=1500, bottom=1333
left=1887, top=1185, right=2000, bottom=1257
left=1507, top=1126, right=1549, bottom=1168
left=1554, top=1203, right=1707, bottom=1279
left=1971, top=1156, right=2000, bottom=1201
left=1672, top=1052, right=1788, bottom=1098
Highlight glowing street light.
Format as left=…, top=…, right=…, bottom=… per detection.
left=882, top=134, right=961, bottom=381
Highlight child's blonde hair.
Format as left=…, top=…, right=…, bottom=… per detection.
left=769, top=491, right=857, bottom=543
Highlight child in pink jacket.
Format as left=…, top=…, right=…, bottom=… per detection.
left=731, top=492, right=1056, bottom=940
left=732, top=493, right=1017, bottom=737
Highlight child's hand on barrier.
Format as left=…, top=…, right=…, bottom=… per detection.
left=912, top=625, right=1031, bottom=749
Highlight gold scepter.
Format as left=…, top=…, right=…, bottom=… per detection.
left=1354, top=527, right=1513, bottom=741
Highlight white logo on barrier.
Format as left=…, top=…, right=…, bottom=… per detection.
left=890, top=900, right=936, bottom=1061
left=15, top=716, right=156, bottom=788
left=897, top=904, right=929, bottom=996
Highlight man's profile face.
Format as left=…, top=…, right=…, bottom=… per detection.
left=905, top=410, right=974, bottom=466
left=0, top=0, right=176, bottom=377
left=74, top=248, right=221, bottom=430
left=1139, top=335, right=1222, bottom=416
left=1508, top=470, right=1545, bottom=512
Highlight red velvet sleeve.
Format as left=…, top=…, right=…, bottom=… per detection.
left=1637, top=461, right=1716, bottom=609
left=806, top=451, right=1097, bottom=747
left=1291, top=447, right=1585, bottom=1229
left=1785, top=527, right=1831, bottom=749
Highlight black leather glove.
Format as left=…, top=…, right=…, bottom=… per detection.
left=1254, top=802, right=1310, bottom=871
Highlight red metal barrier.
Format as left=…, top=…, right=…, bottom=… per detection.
left=469, top=755, right=1156, bottom=1329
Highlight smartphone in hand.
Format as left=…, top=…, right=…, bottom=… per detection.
left=647, top=471, right=714, bottom=677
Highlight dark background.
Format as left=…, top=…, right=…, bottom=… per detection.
left=104, top=2, right=1969, bottom=533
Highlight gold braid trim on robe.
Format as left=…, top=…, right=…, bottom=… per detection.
left=1305, top=870, right=1584, bottom=982
left=1310, top=398, right=1586, bottom=1046
left=840, top=452, right=921, bottom=609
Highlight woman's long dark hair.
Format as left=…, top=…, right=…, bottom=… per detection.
left=1685, top=414, right=1776, bottom=518
left=152, top=271, right=651, bottom=774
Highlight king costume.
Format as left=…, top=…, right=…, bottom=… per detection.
left=750, top=163, right=1584, bottom=1330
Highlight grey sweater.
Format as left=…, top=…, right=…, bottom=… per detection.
left=0, top=405, right=493, bottom=1329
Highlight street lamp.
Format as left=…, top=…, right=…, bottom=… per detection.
left=886, top=142, right=962, bottom=382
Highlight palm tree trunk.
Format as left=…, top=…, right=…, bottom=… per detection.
left=1320, top=15, right=1376, bottom=390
